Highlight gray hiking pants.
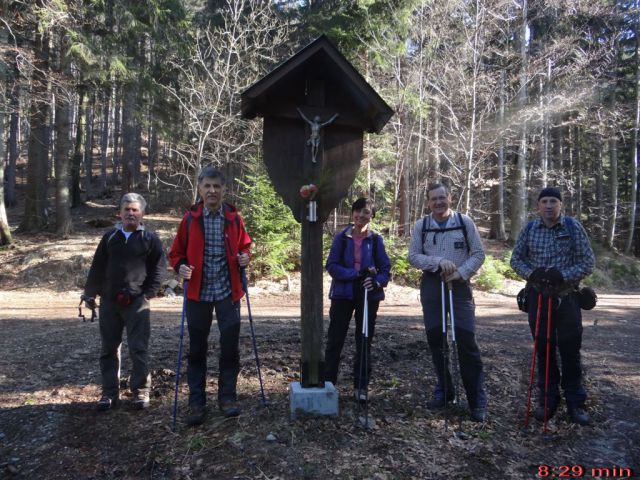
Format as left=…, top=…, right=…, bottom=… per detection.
left=99, top=295, right=151, bottom=398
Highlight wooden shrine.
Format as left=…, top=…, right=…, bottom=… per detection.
left=241, top=35, right=393, bottom=387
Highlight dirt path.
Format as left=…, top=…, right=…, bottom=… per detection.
left=1, top=288, right=638, bottom=479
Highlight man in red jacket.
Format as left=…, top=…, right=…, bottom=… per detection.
left=169, top=166, right=251, bottom=425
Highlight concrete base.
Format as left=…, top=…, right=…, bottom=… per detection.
left=289, top=381, right=339, bottom=420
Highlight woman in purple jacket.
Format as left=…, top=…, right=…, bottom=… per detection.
left=324, top=198, right=392, bottom=402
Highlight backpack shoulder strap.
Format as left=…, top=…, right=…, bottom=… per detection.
left=421, top=216, right=429, bottom=254
left=340, top=228, right=349, bottom=265
left=457, top=212, right=470, bottom=254
left=563, top=216, right=578, bottom=252
left=371, top=232, right=379, bottom=265
left=185, top=211, right=193, bottom=244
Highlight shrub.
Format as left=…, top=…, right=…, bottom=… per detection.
left=237, top=173, right=299, bottom=279
left=384, top=236, right=422, bottom=286
left=475, top=255, right=504, bottom=291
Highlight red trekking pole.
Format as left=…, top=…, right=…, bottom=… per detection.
left=524, top=292, right=543, bottom=427
left=543, top=294, right=554, bottom=432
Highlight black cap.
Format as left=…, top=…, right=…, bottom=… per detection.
left=538, top=187, right=562, bottom=202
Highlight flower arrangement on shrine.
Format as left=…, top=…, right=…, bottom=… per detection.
left=299, top=183, right=318, bottom=200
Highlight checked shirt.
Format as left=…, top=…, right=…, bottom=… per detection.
left=408, top=212, right=485, bottom=281
left=200, top=206, right=231, bottom=302
left=510, top=215, right=594, bottom=285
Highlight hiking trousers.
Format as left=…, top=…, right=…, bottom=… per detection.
left=99, top=295, right=151, bottom=398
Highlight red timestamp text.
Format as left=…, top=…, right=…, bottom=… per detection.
left=536, top=464, right=635, bottom=478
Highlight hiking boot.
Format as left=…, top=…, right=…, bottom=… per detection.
left=470, top=407, right=487, bottom=423
left=133, top=392, right=150, bottom=410
left=96, top=395, right=119, bottom=411
left=188, top=405, right=207, bottom=426
left=219, top=400, right=240, bottom=418
left=568, top=407, right=590, bottom=426
left=354, top=388, right=368, bottom=404
left=534, top=404, right=557, bottom=422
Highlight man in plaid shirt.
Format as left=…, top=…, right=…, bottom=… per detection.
left=511, top=186, right=595, bottom=425
left=408, top=184, right=488, bottom=422
left=169, top=166, right=251, bottom=425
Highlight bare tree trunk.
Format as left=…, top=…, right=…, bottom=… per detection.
left=626, top=17, right=639, bottom=253
left=121, top=83, right=137, bottom=193
left=490, top=70, right=507, bottom=240
left=509, top=0, right=528, bottom=241
left=0, top=49, right=13, bottom=245
left=605, top=132, right=618, bottom=248
left=541, top=59, right=551, bottom=186
left=595, top=133, right=604, bottom=239
left=149, top=118, right=158, bottom=193
left=121, top=37, right=141, bottom=194
left=99, top=88, right=110, bottom=195
left=434, top=105, right=441, bottom=181
left=21, top=23, right=50, bottom=232
left=83, top=93, right=95, bottom=199
left=565, top=126, right=574, bottom=215
left=6, top=66, right=19, bottom=207
left=111, top=84, right=121, bottom=186
left=54, top=33, right=73, bottom=236
left=71, top=88, right=85, bottom=207
left=575, top=126, right=582, bottom=220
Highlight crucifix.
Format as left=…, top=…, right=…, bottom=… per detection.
left=297, top=108, right=339, bottom=163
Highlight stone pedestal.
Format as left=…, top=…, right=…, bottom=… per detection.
left=289, top=381, right=339, bottom=420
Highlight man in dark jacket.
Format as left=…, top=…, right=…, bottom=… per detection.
left=84, top=193, right=166, bottom=411
left=511, top=187, right=595, bottom=425
left=169, top=166, right=251, bottom=425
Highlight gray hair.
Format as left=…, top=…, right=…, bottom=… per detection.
left=120, top=192, right=147, bottom=212
left=197, top=165, right=226, bottom=185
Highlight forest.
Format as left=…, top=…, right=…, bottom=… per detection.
left=1, top=0, right=638, bottom=262
left=2, top=3, right=640, bottom=479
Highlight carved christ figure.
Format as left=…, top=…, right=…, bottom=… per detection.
left=297, top=108, right=339, bottom=163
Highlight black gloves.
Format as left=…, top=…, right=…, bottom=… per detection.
left=81, top=295, right=97, bottom=310
left=528, top=268, right=546, bottom=284
left=528, top=267, right=564, bottom=287
left=358, top=267, right=376, bottom=280
left=544, top=267, right=564, bottom=286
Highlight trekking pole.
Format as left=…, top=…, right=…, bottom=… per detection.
left=240, top=268, right=267, bottom=407
left=447, top=282, right=460, bottom=407
left=543, top=293, right=554, bottom=433
left=441, top=280, right=449, bottom=431
left=358, top=285, right=370, bottom=428
left=524, top=292, right=543, bottom=427
left=172, top=281, right=188, bottom=432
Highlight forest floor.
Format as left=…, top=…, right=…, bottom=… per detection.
left=0, top=202, right=639, bottom=479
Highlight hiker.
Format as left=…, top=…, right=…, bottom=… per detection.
left=169, top=166, right=251, bottom=425
left=510, top=186, right=595, bottom=425
left=84, top=192, right=166, bottom=411
left=408, top=183, right=488, bottom=422
left=324, top=197, right=391, bottom=401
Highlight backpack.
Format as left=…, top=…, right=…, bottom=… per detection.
left=421, top=212, right=470, bottom=254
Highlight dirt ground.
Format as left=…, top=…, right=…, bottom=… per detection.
left=1, top=283, right=638, bottom=480
left=0, top=199, right=638, bottom=479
